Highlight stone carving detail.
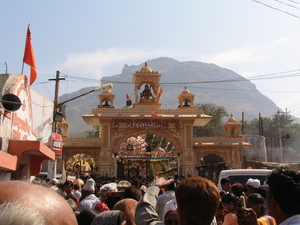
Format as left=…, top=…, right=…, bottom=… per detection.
left=113, top=127, right=182, bottom=149
left=101, top=152, right=110, bottom=162
left=185, top=151, right=193, bottom=162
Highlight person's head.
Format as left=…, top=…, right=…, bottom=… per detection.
left=165, top=180, right=176, bottom=191
left=266, top=168, right=300, bottom=221
left=246, top=193, right=267, bottom=218
left=145, top=181, right=150, bottom=188
left=51, top=178, right=59, bottom=186
left=0, top=181, right=77, bottom=225
left=230, top=183, right=244, bottom=197
left=123, top=186, right=142, bottom=201
left=175, top=176, right=219, bottom=225
left=74, top=183, right=80, bottom=191
left=219, top=190, right=226, bottom=199
left=164, top=209, right=178, bottom=225
left=77, top=209, right=99, bottom=225
left=245, top=178, right=260, bottom=196
left=113, top=198, right=138, bottom=225
left=221, top=193, right=239, bottom=214
left=91, top=210, right=126, bottom=225
left=216, top=201, right=224, bottom=217
left=255, top=185, right=267, bottom=199
left=82, top=178, right=96, bottom=198
left=131, top=178, right=141, bottom=189
left=221, top=178, right=231, bottom=192
left=64, top=180, right=74, bottom=194
left=105, top=196, right=122, bottom=210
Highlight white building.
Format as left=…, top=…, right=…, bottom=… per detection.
left=0, top=74, right=55, bottom=181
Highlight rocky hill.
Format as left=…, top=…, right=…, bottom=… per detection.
left=61, top=57, right=281, bottom=137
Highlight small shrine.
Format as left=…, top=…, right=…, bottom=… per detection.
left=178, top=87, right=196, bottom=108
left=223, top=115, right=243, bottom=136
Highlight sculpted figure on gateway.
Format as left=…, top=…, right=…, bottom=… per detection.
left=140, top=84, right=155, bottom=103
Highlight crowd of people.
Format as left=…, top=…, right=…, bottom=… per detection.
left=0, top=168, right=300, bottom=225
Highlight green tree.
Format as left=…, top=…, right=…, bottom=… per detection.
left=149, top=163, right=155, bottom=177
left=161, top=161, right=168, bottom=172
left=193, top=103, right=229, bottom=137
left=243, top=112, right=300, bottom=152
left=86, top=126, right=100, bottom=137
left=286, top=123, right=300, bottom=151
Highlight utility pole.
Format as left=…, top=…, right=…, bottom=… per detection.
left=49, top=71, right=65, bottom=133
left=47, top=70, right=65, bottom=180
left=276, top=109, right=291, bottom=163
left=46, top=73, right=112, bottom=180
left=241, top=112, right=244, bottom=135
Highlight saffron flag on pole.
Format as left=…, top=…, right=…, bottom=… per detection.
left=126, top=93, right=131, bottom=100
left=23, top=25, right=37, bottom=86
left=158, top=86, right=163, bottom=98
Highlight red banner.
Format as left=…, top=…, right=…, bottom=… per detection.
left=50, top=133, right=62, bottom=156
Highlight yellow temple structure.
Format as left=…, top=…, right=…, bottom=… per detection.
left=60, top=63, right=251, bottom=181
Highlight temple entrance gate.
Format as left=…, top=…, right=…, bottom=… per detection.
left=82, top=63, right=212, bottom=177
left=59, top=63, right=251, bottom=179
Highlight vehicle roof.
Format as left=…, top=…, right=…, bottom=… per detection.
left=220, top=169, right=272, bottom=175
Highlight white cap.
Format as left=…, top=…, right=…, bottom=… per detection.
left=83, top=178, right=95, bottom=191
left=51, top=178, right=59, bottom=185
left=246, top=178, right=260, bottom=189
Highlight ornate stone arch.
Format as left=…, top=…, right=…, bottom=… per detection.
left=197, top=153, right=226, bottom=182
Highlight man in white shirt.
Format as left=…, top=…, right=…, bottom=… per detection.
left=78, top=178, right=100, bottom=212
left=156, top=181, right=175, bottom=220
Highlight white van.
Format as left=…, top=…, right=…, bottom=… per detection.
left=217, top=169, right=272, bottom=190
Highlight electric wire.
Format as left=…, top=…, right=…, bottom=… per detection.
left=42, top=83, right=53, bottom=100
left=31, top=68, right=300, bottom=96
left=252, top=0, right=300, bottom=18
left=274, top=0, right=300, bottom=10
left=31, top=101, right=53, bottom=108
left=288, top=0, right=300, bottom=4
left=63, top=79, right=70, bottom=103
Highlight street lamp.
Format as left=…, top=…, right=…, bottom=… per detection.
left=48, top=82, right=113, bottom=180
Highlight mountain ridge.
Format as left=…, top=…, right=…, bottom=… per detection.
left=60, top=57, right=281, bottom=137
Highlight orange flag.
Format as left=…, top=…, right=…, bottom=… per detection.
left=126, top=93, right=131, bottom=100
left=158, top=86, right=163, bottom=97
left=23, top=25, right=37, bottom=86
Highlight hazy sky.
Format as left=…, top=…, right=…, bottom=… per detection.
left=2, top=0, right=300, bottom=119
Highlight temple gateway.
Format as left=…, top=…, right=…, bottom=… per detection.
left=59, top=63, right=251, bottom=181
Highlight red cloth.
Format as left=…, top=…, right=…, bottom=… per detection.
left=94, top=202, right=110, bottom=213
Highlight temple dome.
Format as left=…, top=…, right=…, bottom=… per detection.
left=140, top=62, right=153, bottom=73
left=226, top=115, right=239, bottom=123
left=181, top=87, right=191, bottom=94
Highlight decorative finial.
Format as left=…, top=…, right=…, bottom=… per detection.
left=145, top=62, right=147, bottom=67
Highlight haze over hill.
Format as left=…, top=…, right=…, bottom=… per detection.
left=61, top=57, right=281, bottom=137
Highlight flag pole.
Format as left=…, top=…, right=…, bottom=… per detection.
left=21, top=62, right=25, bottom=75
left=21, top=24, right=29, bottom=75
